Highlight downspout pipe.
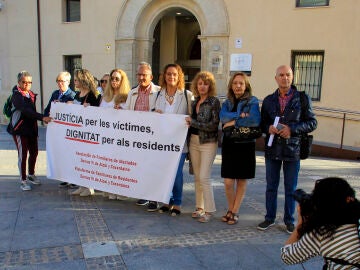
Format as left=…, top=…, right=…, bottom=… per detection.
left=36, top=0, right=44, bottom=114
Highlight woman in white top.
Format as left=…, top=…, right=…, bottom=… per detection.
left=154, top=64, right=192, bottom=215
left=100, top=68, right=130, bottom=200
left=100, top=68, right=130, bottom=109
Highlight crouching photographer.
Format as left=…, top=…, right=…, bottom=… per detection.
left=281, top=177, right=360, bottom=269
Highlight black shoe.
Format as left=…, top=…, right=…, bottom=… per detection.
left=136, top=199, right=149, bottom=206
left=147, top=201, right=159, bottom=212
left=59, top=182, right=69, bottom=188
left=257, top=220, right=275, bottom=231
left=286, top=223, right=295, bottom=234
left=69, top=184, right=78, bottom=189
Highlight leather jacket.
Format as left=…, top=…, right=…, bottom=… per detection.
left=190, top=96, right=220, bottom=144
left=261, top=86, right=317, bottom=161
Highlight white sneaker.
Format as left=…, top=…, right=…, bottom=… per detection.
left=71, top=187, right=85, bottom=195
left=27, top=175, right=41, bottom=185
left=20, top=181, right=32, bottom=191
left=80, top=188, right=94, bottom=197
left=116, top=195, right=127, bottom=200
left=108, top=194, right=117, bottom=200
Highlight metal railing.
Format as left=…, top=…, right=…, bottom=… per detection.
left=218, top=95, right=360, bottom=151
left=312, top=106, right=360, bottom=149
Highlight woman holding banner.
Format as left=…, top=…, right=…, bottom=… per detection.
left=100, top=68, right=130, bottom=200
left=154, top=64, right=192, bottom=215
left=185, top=71, right=220, bottom=223
left=71, top=69, right=101, bottom=197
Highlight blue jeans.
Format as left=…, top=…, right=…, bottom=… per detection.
left=265, top=158, right=300, bottom=225
left=169, top=153, right=187, bottom=206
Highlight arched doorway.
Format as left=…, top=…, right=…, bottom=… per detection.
left=151, top=8, right=201, bottom=88
left=115, top=0, right=229, bottom=93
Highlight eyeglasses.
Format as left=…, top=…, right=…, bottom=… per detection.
left=22, top=81, right=32, bottom=84
left=100, top=79, right=108, bottom=84
left=111, top=77, right=121, bottom=82
left=56, top=80, right=68, bottom=83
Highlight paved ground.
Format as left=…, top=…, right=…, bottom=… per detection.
left=0, top=124, right=359, bottom=270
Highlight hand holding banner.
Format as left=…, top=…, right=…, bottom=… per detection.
left=46, top=103, right=188, bottom=203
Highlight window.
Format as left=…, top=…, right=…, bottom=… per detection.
left=291, top=51, right=324, bottom=101
left=64, top=0, right=80, bottom=22
left=64, top=55, right=82, bottom=90
left=296, top=0, right=329, bottom=7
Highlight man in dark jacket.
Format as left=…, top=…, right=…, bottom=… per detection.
left=257, top=65, right=317, bottom=233
left=7, top=71, right=52, bottom=191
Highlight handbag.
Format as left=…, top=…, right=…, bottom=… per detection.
left=223, top=98, right=262, bottom=142
left=227, top=126, right=262, bottom=142
left=300, top=134, right=313, bottom=160
left=299, top=92, right=313, bottom=160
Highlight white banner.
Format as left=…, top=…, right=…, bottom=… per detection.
left=46, top=103, right=188, bottom=203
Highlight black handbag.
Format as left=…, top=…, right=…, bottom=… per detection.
left=225, top=126, right=262, bottom=142
left=300, top=134, right=313, bottom=160
left=299, top=92, right=313, bottom=160
left=222, top=98, right=262, bottom=142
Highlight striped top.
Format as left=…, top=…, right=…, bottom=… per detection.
left=281, top=224, right=360, bottom=269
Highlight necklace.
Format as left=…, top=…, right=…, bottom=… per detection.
left=165, top=91, right=175, bottom=104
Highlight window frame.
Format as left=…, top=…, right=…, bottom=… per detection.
left=291, top=50, right=325, bottom=102
left=64, top=0, right=80, bottom=22
left=296, top=0, right=329, bottom=8
left=64, top=55, right=82, bottom=90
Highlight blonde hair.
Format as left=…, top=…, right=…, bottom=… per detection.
left=227, top=72, right=253, bottom=104
left=56, top=71, right=71, bottom=82
left=102, top=68, right=130, bottom=103
left=74, top=69, right=99, bottom=98
left=190, top=71, right=217, bottom=97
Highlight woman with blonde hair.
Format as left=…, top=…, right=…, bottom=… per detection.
left=72, top=69, right=101, bottom=107
left=185, top=71, right=220, bottom=223
left=101, top=68, right=130, bottom=109
left=100, top=68, right=130, bottom=200
left=70, top=69, right=101, bottom=196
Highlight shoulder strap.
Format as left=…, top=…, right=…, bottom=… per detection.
left=240, top=98, right=251, bottom=113
left=299, top=91, right=308, bottom=121
left=184, top=90, right=192, bottom=115
left=151, top=90, right=161, bottom=111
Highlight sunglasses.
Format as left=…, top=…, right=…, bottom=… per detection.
left=111, top=77, right=121, bottom=82
left=100, top=79, right=108, bottom=84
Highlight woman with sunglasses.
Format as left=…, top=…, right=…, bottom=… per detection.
left=98, top=73, right=110, bottom=96
left=100, top=68, right=130, bottom=200
left=100, top=69, right=130, bottom=110
left=70, top=69, right=101, bottom=196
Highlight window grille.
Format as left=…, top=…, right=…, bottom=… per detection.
left=291, top=51, right=324, bottom=101
left=64, top=55, right=82, bottom=90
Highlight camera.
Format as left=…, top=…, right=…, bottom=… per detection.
left=293, top=189, right=313, bottom=218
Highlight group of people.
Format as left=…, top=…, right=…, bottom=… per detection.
left=6, top=64, right=359, bottom=269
